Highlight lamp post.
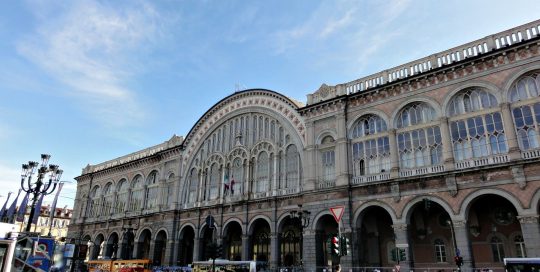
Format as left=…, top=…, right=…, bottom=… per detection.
left=289, top=204, right=311, bottom=267
left=20, top=154, right=63, bottom=233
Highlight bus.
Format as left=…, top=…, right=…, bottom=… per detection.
left=504, top=258, right=540, bottom=272
left=192, top=260, right=268, bottom=272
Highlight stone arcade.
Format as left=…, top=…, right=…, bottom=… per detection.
left=69, top=20, right=540, bottom=271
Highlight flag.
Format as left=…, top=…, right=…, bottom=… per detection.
left=0, top=191, right=12, bottom=219
left=31, top=194, right=44, bottom=224
left=16, top=192, right=30, bottom=222
left=230, top=175, right=235, bottom=195
left=49, top=182, right=64, bottom=229
left=5, top=189, right=22, bottom=222
left=224, top=173, right=230, bottom=191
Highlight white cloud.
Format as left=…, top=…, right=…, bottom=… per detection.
left=17, top=1, right=162, bottom=127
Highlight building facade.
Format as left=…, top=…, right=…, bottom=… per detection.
left=69, top=20, right=540, bottom=271
left=16, top=205, right=73, bottom=240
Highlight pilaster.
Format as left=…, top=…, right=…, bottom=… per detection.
left=500, top=102, right=520, bottom=160
left=392, top=224, right=412, bottom=271
left=452, top=220, right=474, bottom=271
left=388, top=129, right=399, bottom=178
left=518, top=215, right=540, bottom=256
left=439, top=117, right=455, bottom=171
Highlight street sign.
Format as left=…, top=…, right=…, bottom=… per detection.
left=396, top=243, right=409, bottom=248
left=330, top=205, right=345, bottom=223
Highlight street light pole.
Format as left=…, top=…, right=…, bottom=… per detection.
left=20, top=154, right=63, bottom=233
left=289, top=204, right=311, bottom=267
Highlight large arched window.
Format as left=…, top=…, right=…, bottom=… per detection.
left=351, top=114, right=390, bottom=178
left=89, top=186, right=101, bottom=218
left=232, top=158, right=244, bottom=195
left=145, top=170, right=159, bottom=210
left=255, top=152, right=269, bottom=193
left=448, top=88, right=507, bottom=161
left=206, top=163, right=219, bottom=200
left=116, top=179, right=129, bottom=213
left=397, top=102, right=442, bottom=169
left=509, top=72, right=540, bottom=150
left=490, top=236, right=505, bottom=262
left=320, top=136, right=335, bottom=185
left=187, top=168, right=198, bottom=203
left=129, top=175, right=144, bottom=211
left=103, top=183, right=113, bottom=215
left=284, top=145, right=299, bottom=189
left=514, top=235, right=526, bottom=258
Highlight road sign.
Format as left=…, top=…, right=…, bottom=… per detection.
left=330, top=205, right=345, bottom=223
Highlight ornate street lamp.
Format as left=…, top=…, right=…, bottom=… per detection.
left=289, top=204, right=311, bottom=267
left=20, top=154, right=63, bottom=232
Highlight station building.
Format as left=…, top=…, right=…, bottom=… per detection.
left=69, top=20, right=540, bottom=271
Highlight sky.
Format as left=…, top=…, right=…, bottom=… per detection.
left=0, top=0, right=539, bottom=210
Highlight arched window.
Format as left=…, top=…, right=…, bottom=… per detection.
left=187, top=168, right=198, bottom=203
left=255, top=152, right=269, bottom=193
left=129, top=175, right=144, bottom=211
left=90, top=186, right=101, bottom=218
left=232, top=158, right=244, bottom=195
left=351, top=115, right=390, bottom=177
left=320, top=136, right=336, bottom=185
left=145, top=171, right=159, bottom=210
left=491, top=236, right=505, bottom=262
left=509, top=73, right=540, bottom=150
left=514, top=235, right=526, bottom=258
left=434, top=239, right=447, bottom=263
left=285, top=145, right=299, bottom=189
left=206, top=163, right=219, bottom=200
left=116, top=179, right=129, bottom=213
left=165, top=173, right=175, bottom=207
left=397, top=102, right=442, bottom=169
left=448, top=88, right=506, bottom=161
left=103, top=183, right=113, bottom=216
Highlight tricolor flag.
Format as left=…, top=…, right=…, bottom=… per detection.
left=31, top=194, right=44, bottom=224
left=16, top=192, right=30, bottom=222
left=5, top=189, right=22, bottom=222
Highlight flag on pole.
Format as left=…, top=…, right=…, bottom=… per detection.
left=224, top=173, right=230, bottom=194
left=49, top=182, right=64, bottom=228
left=0, top=191, right=13, bottom=220
left=5, top=189, right=22, bottom=222
left=230, top=175, right=235, bottom=195
left=31, top=194, right=44, bottom=224
left=16, top=192, right=30, bottom=222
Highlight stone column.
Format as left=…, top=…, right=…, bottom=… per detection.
left=389, top=129, right=399, bottom=178
left=198, top=170, right=205, bottom=203
left=302, top=230, right=317, bottom=272
left=149, top=240, right=156, bottom=260
left=242, top=234, right=250, bottom=261
left=270, top=232, right=279, bottom=270
left=272, top=153, right=279, bottom=195
left=392, top=224, right=412, bottom=271
left=164, top=239, right=175, bottom=266
left=518, top=215, right=540, bottom=256
left=452, top=220, right=474, bottom=271
left=439, top=117, right=455, bottom=171
left=336, top=113, right=349, bottom=186
left=304, top=121, right=317, bottom=191
left=500, top=102, right=521, bottom=160
left=193, top=237, right=202, bottom=261
left=125, top=189, right=132, bottom=212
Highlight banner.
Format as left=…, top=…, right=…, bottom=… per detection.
left=0, top=191, right=12, bottom=219
left=32, top=194, right=44, bottom=224
left=5, top=189, right=22, bottom=222
left=49, top=182, right=64, bottom=229
left=16, top=192, right=30, bottom=222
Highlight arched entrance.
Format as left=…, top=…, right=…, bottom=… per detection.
left=92, top=234, right=105, bottom=260
left=223, top=221, right=243, bottom=261
left=250, top=218, right=271, bottom=262
left=315, top=214, right=338, bottom=270
left=357, top=206, right=394, bottom=268
left=137, top=229, right=152, bottom=259
left=105, top=232, right=119, bottom=259
left=466, top=194, right=522, bottom=269
left=407, top=199, right=454, bottom=269
left=179, top=226, right=195, bottom=265
left=154, top=230, right=167, bottom=266
left=121, top=229, right=135, bottom=259
left=278, top=216, right=302, bottom=267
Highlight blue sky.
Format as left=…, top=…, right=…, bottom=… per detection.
left=0, top=0, right=539, bottom=209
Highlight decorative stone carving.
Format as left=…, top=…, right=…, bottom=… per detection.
left=392, top=224, right=408, bottom=231
left=391, top=182, right=401, bottom=202
left=511, top=165, right=527, bottom=189
left=517, top=215, right=540, bottom=224
left=445, top=175, right=458, bottom=197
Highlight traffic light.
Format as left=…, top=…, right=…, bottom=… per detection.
left=398, top=248, right=406, bottom=261
left=330, top=236, right=340, bottom=256
left=340, top=236, right=350, bottom=256
left=206, top=242, right=218, bottom=259
left=391, top=248, right=406, bottom=262
left=454, top=256, right=463, bottom=267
